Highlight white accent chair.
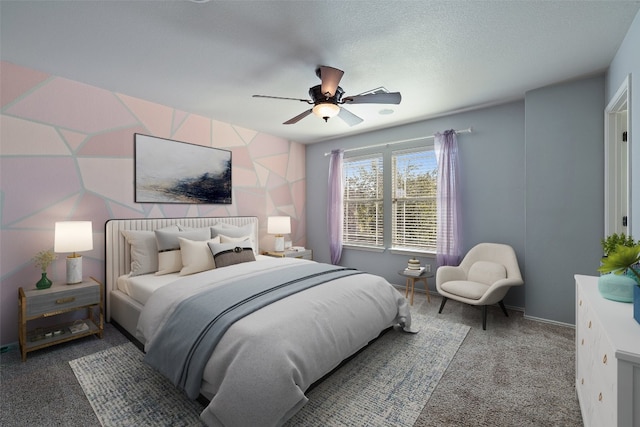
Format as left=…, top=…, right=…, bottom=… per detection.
left=436, top=243, right=523, bottom=330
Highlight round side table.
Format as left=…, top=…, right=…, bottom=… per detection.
left=397, top=270, right=434, bottom=305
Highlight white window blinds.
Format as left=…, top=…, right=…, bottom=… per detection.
left=392, top=147, right=437, bottom=251
left=343, top=154, right=384, bottom=247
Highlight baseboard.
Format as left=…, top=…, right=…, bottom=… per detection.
left=394, top=284, right=575, bottom=328
left=523, top=314, right=575, bottom=329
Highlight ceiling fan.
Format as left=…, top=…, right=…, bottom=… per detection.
left=252, top=66, right=401, bottom=126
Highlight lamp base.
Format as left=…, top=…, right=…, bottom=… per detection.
left=66, top=255, right=83, bottom=284
left=274, top=236, right=285, bottom=252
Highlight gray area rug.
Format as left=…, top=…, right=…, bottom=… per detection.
left=70, top=313, right=469, bottom=427
left=70, top=341, right=205, bottom=426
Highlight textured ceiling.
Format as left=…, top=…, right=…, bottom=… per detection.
left=2, top=1, right=639, bottom=144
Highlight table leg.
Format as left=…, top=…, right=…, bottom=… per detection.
left=410, top=278, right=415, bottom=305
left=423, top=277, right=431, bottom=303
left=405, top=278, right=409, bottom=299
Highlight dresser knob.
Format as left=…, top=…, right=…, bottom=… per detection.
left=579, top=300, right=582, bottom=306
left=603, top=354, right=607, bottom=364
left=598, top=392, right=603, bottom=401
left=588, top=320, right=592, bottom=328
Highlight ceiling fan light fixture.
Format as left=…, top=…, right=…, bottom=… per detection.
left=312, top=103, right=340, bottom=122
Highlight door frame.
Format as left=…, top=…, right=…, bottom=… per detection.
left=604, top=75, right=631, bottom=237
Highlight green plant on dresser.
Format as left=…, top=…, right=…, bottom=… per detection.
left=597, top=235, right=640, bottom=323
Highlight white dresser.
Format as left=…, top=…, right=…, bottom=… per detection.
left=575, top=275, right=640, bottom=427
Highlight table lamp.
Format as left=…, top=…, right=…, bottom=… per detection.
left=267, top=216, right=291, bottom=252
left=54, top=221, right=93, bottom=284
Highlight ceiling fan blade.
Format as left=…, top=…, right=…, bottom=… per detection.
left=283, top=109, right=313, bottom=125
left=253, top=94, right=311, bottom=103
left=343, top=92, right=402, bottom=105
left=317, top=66, right=344, bottom=98
left=337, top=107, right=363, bottom=127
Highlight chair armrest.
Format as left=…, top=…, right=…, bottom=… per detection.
left=489, top=277, right=524, bottom=291
left=477, top=277, right=524, bottom=305
left=436, top=266, right=466, bottom=286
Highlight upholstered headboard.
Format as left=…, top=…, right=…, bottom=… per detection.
left=104, top=217, right=259, bottom=318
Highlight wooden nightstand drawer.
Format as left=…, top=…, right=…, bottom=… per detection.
left=19, top=278, right=104, bottom=361
left=25, top=282, right=99, bottom=318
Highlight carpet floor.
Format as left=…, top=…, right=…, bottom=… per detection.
left=68, top=313, right=467, bottom=427
left=0, top=292, right=583, bottom=426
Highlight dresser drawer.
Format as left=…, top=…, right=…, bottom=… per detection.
left=25, top=283, right=99, bottom=317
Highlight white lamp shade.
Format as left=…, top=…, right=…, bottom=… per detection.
left=267, top=216, right=291, bottom=235
left=312, top=103, right=340, bottom=119
left=54, top=221, right=93, bottom=253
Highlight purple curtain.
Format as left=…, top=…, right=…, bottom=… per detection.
left=327, top=149, right=344, bottom=265
left=434, top=130, right=462, bottom=266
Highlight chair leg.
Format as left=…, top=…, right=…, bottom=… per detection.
left=438, top=296, right=448, bottom=313
left=498, top=300, right=509, bottom=317
left=482, top=305, right=487, bottom=330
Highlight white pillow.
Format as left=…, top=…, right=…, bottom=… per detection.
left=212, top=223, right=257, bottom=254
left=121, top=225, right=179, bottom=276
left=156, top=251, right=183, bottom=276
left=154, top=228, right=211, bottom=275
left=179, top=236, right=221, bottom=276
left=218, top=233, right=257, bottom=253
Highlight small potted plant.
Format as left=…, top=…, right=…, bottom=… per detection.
left=598, top=240, right=640, bottom=323
left=600, top=232, right=637, bottom=257
left=32, top=249, right=56, bottom=289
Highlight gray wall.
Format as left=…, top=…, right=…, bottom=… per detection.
left=524, top=76, right=605, bottom=324
left=607, top=9, right=639, bottom=237
left=306, top=101, right=527, bottom=308
left=306, top=75, right=606, bottom=325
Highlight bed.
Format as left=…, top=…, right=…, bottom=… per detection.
left=105, top=217, right=412, bottom=427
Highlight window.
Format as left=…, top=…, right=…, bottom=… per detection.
left=343, top=154, right=384, bottom=247
left=342, top=146, right=438, bottom=253
left=392, top=148, right=438, bottom=251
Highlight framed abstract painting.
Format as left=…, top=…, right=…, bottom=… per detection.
left=134, top=134, right=232, bottom=204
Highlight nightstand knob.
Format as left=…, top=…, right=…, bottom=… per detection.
left=56, top=296, right=75, bottom=304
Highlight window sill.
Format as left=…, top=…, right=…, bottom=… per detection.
left=342, top=245, right=436, bottom=258
left=342, top=244, right=385, bottom=253
left=389, top=248, right=436, bottom=258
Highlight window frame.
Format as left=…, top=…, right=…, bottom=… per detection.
left=342, top=153, right=385, bottom=249
left=391, top=147, right=438, bottom=253
left=341, top=142, right=438, bottom=256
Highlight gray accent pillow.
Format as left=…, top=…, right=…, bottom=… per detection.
left=121, top=225, right=179, bottom=276
left=208, top=240, right=256, bottom=268
left=176, top=225, right=214, bottom=237
left=155, top=228, right=211, bottom=251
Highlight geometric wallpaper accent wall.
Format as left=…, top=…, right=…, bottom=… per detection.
left=0, top=61, right=306, bottom=345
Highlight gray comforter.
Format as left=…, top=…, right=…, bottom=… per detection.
left=137, top=257, right=410, bottom=427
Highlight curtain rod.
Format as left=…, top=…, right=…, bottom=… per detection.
left=323, top=127, right=473, bottom=156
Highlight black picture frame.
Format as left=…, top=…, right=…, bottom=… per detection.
left=134, top=134, right=232, bottom=204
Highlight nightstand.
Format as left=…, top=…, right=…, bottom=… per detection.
left=18, top=277, right=103, bottom=361
left=263, top=249, right=313, bottom=260
left=398, top=270, right=434, bottom=305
